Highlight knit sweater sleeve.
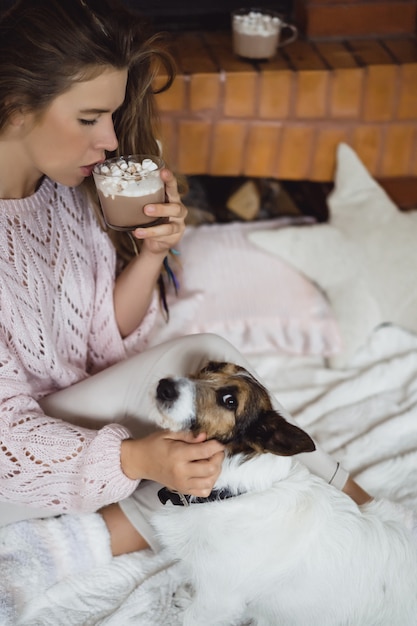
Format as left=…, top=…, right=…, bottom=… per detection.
left=0, top=338, right=139, bottom=513
left=0, top=181, right=144, bottom=513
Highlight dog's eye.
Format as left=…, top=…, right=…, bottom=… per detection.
left=221, top=393, right=237, bottom=409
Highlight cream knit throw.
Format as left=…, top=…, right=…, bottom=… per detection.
left=0, top=513, right=112, bottom=624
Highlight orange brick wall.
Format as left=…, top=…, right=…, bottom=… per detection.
left=155, top=32, right=417, bottom=182
left=294, top=0, right=417, bottom=39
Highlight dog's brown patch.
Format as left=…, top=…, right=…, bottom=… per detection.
left=191, top=366, right=271, bottom=441
left=191, top=361, right=315, bottom=457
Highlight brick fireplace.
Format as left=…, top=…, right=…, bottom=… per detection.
left=154, top=0, right=417, bottom=202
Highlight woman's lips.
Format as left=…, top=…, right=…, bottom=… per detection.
left=81, top=161, right=104, bottom=177
left=80, top=164, right=96, bottom=177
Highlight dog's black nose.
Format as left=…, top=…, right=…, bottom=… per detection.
left=157, top=378, right=179, bottom=403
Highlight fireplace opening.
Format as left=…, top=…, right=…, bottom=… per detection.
left=181, top=175, right=331, bottom=226
left=123, top=1, right=294, bottom=32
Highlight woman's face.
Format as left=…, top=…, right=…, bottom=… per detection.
left=20, top=67, right=128, bottom=189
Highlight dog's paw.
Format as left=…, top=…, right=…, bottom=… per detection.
left=173, top=581, right=194, bottom=610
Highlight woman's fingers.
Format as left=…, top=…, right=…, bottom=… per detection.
left=161, top=167, right=180, bottom=203
left=166, top=430, right=225, bottom=461
left=122, top=430, right=225, bottom=496
left=163, top=431, right=225, bottom=495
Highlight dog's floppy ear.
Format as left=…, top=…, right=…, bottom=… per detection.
left=247, top=410, right=316, bottom=456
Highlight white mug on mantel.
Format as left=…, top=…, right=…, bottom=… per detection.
left=232, top=8, right=298, bottom=60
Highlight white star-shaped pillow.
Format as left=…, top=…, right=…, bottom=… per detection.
left=249, top=143, right=417, bottom=367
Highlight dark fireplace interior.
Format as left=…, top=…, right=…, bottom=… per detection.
left=123, top=1, right=294, bottom=31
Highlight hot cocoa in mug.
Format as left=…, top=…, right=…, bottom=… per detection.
left=232, top=8, right=298, bottom=60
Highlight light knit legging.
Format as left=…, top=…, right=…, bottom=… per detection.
left=1, top=334, right=347, bottom=548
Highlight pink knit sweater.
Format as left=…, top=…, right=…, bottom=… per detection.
left=0, top=177, right=157, bottom=514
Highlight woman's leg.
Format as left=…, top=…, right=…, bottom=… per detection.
left=42, top=333, right=352, bottom=553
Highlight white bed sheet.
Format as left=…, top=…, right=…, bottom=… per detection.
left=3, top=323, right=416, bottom=625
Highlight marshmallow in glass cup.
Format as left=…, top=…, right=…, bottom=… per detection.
left=93, top=155, right=166, bottom=231
left=232, top=8, right=298, bottom=60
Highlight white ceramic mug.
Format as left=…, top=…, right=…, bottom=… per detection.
left=232, top=8, right=298, bottom=60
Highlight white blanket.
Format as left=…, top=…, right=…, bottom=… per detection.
left=4, top=323, right=416, bottom=625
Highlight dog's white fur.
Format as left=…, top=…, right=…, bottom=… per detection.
left=152, top=362, right=417, bottom=626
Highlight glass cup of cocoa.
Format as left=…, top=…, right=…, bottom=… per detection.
left=92, top=154, right=166, bottom=231
left=232, top=8, right=298, bottom=61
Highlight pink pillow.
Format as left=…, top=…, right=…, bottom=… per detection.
left=148, top=220, right=341, bottom=357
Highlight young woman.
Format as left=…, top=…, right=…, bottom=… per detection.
left=0, top=0, right=370, bottom=585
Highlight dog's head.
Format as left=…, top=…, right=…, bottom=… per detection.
left=155, top=361, right=315, bottom=458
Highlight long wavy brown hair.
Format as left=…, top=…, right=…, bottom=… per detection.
left=0, top=0, right=178, bottom=268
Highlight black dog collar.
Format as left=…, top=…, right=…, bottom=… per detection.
left=158, top=486, right=237, bottom=507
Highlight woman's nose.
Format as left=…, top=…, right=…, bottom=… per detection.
left=96, top=118, right=118, bottom=152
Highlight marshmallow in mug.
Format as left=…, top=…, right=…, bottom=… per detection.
left=233, top=11, right=281, bottom=37
left=94, top=157, right=160, bottom=197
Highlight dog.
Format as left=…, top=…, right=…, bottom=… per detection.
left=152, top=361, right=417, bottom=626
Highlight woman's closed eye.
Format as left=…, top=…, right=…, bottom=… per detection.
left=79, top=118, right=98, bottom=126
